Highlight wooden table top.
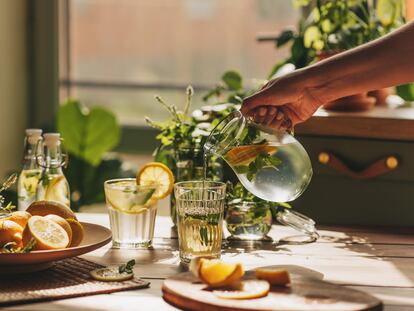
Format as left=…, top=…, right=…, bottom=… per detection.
left=5, top=213, right=414, bottom=311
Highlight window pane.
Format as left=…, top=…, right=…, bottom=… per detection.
left=67, top=86, right=206, bottom=126
left=60, top=0, right=299, bottom=124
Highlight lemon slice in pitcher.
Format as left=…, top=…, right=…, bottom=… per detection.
left=136, top=162, right=174, bottom=199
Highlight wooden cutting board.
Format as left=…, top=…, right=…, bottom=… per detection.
left=162, top=265, right=382, bottom=311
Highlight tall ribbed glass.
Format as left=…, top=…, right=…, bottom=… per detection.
left=174, top=181, right=226, bottom=265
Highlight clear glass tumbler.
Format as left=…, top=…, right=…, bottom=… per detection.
left=104, top=178, right=157, bottom=249
left=174, top=181, right=226, bottom=265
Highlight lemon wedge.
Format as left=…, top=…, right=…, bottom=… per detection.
left=213, top=280, right=270, bottom=299
left=136, top=162, right=174, bottom=200
left=255, top=268, right=290, bottom=286
left=22, top=216, right=69, bottom=250
left=196, top=258, right=244, bottom=288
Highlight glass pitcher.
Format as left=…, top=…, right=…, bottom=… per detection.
left=204, top=111, right=313, bottom=203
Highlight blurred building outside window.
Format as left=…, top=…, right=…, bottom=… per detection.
left=59, top=0, right=299, bottom=127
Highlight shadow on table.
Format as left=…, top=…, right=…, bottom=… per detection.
left=317, top=226, right=414, bottom=287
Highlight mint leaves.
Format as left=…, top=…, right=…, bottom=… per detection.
left=119, top=259, right=136, bottom=274
left=234, top=153, right=282, bottom=182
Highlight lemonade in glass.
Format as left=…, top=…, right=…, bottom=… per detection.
left=104, top=178, right=157, bottom=248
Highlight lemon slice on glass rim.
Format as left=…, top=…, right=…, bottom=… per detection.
left=136, top=162, right=174, bottom=200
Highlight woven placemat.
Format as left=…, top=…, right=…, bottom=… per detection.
left=0, top=257, right=150, bottom=307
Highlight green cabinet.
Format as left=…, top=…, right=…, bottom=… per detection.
left=294, top=135, right=414, bottom=226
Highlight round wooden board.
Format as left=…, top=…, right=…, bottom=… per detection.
left=162, top=266, right=382, bottom=311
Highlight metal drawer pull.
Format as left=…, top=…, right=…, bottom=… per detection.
left=318, top=152, right=399, bottom=180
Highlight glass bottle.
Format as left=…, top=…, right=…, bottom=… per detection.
left=17, top=129, right=43, bottom=211
left=204, top=111, right=313, bottom=203
left=36, top=133, right=71, bottom=207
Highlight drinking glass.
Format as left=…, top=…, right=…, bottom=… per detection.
left=174, top=181, right=226, bottom=265
left=104, top=178, right=157, bottom=249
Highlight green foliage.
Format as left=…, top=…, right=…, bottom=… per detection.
left=0, top=174, right=17, bottom=213
left=396, top=83, right=414, bottom=102
left=65, top=153, right=134, bottom=211
left=57, top=100, right=121, bottom=167
left=222, top=71, right=243, bottom=91
left=119, top=259, right=136, bottom=274
left=302, top=0, right=405, bottom=52
left=56, top=100, right=131, bottom=211
left=268, top=0, right=405, bottom=76
left=202, top=70, right=253, bottom=104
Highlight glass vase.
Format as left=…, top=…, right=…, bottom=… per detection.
left=225, top=202, right=272, bottom=240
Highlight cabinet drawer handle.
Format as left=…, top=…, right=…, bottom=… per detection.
left=318, top=152, right=399, bottom=180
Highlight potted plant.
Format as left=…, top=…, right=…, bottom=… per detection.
left=145, top=75, right=244, bottom=224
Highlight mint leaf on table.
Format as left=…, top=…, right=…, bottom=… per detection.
left=119, top=259, right=136, bottom=274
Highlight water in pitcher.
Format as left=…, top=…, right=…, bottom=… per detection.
left=203, top=111, right=313, bottom=203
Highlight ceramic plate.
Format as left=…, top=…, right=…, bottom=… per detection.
left=0, top=222, right=112, bottom=273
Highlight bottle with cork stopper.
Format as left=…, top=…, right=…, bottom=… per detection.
left=36, top=133, right=70, bottom=207
left=17, top=129, right=44, bottom=211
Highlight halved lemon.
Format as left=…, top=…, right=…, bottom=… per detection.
left=3, top=211, right=31, bottom=228
left=90, top=267, right=133, bottom=281
left=213, top=280, right=270, bottom=299
left=27, top=200, right=77, bottom=220
left=44, top=176, right=70, bottom=207
left=66, top=218, right=85, bottom=247
left=44, top=214, right=73, bottom=246
left=22, top=215, right=69, bottom=250
left=255, top=268, right=290, bottom=286
left=136, top=162, right=174, bottom=200
left=0, top=220, right=23, bottom=247
left=197, top=258, right=244, bottom=288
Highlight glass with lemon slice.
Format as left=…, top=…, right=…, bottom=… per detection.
left=174, top=181, right=226, bottom=265
left=104, top=179, right=157, bottom=248
left=104, top=162, right=174, bottom=249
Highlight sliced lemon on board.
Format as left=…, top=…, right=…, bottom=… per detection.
left=255, top=268, right=290, bottom=286
left=136, top=162, right=174, bottom=200
left=213, top=280, right=270, bottom=300
left=22, top=215, right=69, bottom=250
left=197, top=258, right=244, bottom=288
left=44, top=176, right=70, bottom=207
left=90, top=266, right=133, bottom=282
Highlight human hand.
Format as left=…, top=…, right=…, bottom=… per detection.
left=241, top=73, right=324, bottom=130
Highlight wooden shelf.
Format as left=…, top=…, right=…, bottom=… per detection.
left=295, top=106, right=414, bottom=141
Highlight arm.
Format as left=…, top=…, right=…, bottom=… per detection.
left=241, top=21, right=414, bottom=128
